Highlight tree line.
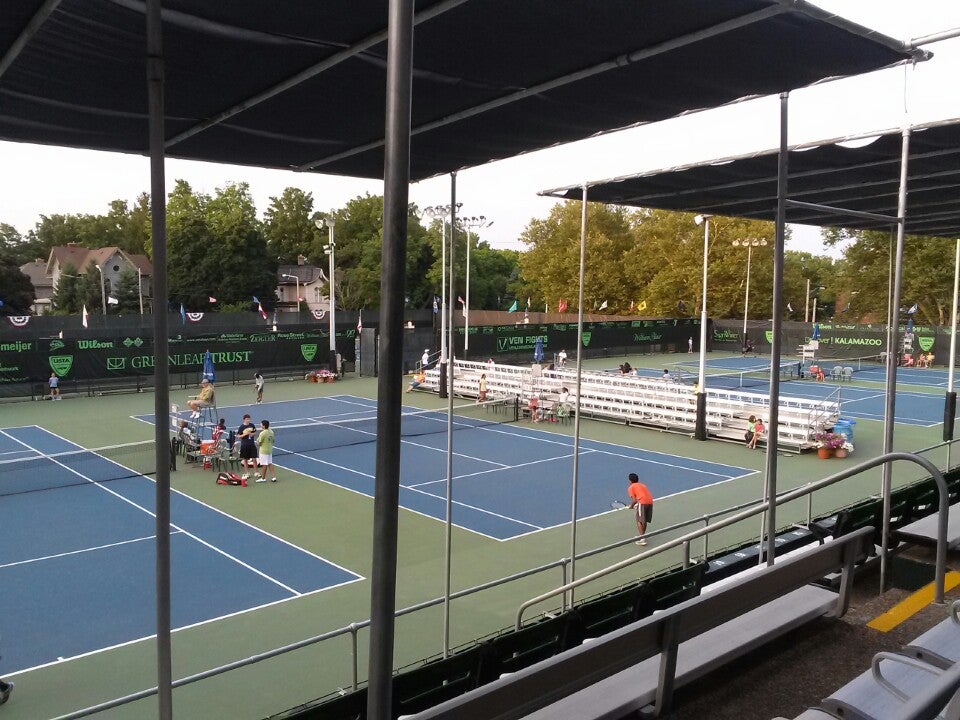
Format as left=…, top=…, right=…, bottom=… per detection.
left=0, top=183, right=954, bottom=326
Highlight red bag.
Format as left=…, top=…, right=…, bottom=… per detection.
left=216, top=472, right=247, bottom=487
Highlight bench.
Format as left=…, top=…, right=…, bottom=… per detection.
left=408, top=527, right=873, bottom=720
left=894, top=501, right=960, bottom=549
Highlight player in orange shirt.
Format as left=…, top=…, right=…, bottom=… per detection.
left=626, top=473, right=654, bottom=546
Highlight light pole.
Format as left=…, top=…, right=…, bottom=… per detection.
left=137, top=266, right=144, bottom=315
left=281, top=273, right=301, bottom=313
left=693, top=214, right=711, bottom=441
left=316, top=217, right=337, bottom=373
left=93, top=264, right=107, bottom=315
left=732, top=238, right=768, bottom=344
left=422, top=204, right=461, bottom=363
left=461, top=215, right=492, bottom=357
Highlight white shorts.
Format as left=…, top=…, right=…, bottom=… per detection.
left=258, top=453, right=273, bottom=466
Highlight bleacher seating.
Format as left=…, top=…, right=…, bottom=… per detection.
left=778, top=600, right=960, bottom=720
left=406, top=528, right=873, bottom=720
left=419, top=360, right=838, bottom=452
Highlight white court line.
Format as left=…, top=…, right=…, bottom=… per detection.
left=2, top=427, right=303, bottom=596
left=0, top=531, right=180, bottom=569
left=274, top=445, right=542, bottom=534
left=406, top=449, right=598, bottom=489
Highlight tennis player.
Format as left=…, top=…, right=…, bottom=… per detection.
left=254, top=371, right=264, bottom=404
left=237, top=414, right=257, bottom=480
left=256, top=419, right=277, bottom=483
left=626, top=473, right=654, bottom=546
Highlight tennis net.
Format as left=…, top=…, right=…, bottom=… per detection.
left=0, top=399, right=519, bottom=497
left=0, top=439, right=159, bottom=497
left=671, top=361, right=802, bottom=391
left=270, top=397, right=520, bottom=456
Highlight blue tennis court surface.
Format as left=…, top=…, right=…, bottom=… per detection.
left=137, top=395, right=753, bottom=541
left=0, top=425, right=361, bottom=675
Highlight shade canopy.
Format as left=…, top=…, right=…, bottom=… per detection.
left=0, top=0, right=923, bottom=182
left=541, top=118, right=960, bottom=239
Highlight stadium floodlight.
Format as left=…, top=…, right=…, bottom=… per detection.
left=732, top=238, right=769, bottom=343
left=316, top=217, right=337, bottom=373
left=281, top=273, right=301, bottom=313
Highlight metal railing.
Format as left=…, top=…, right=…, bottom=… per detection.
left=51, top=449, right=954, bottom=720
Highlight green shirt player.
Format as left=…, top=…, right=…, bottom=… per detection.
left=256, top=420, right=277, bottom=483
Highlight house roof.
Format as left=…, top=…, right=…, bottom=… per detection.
left=46, top=245, right=154, bottom=276
left=1, top=1, right=923, bottom=182
left=18, top=259, right=51, bottom=287
left=278, top=264, right=323, bottom=284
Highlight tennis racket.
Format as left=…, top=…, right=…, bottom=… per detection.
left=611, top=500, right=627, bottom=509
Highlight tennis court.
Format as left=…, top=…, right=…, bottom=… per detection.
left=0, top=425, right=361, bottom=674
left=136, top=395, right=753, bottom=541
left=641, top=355, right=949, bottom=427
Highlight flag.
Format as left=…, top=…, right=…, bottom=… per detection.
left=356, top=310, right=362, bottom=332
left=458, top=295, right=466, bottom=318
left=630, top=300, right=635, bottom=312
left=258, top=302, right=267, bottom=320
left=272, top=308, right=278, bottom=325
left=558, top=299, right=567, bottom=313
left=0, top=299, right=4, bottom=307
left=907, top=302, right=918, bottom=314
left=843, top=302, right=851, bottom=312
left=507, top=300, right=518, bottom=313
left=180, top=303, right=186, bottom=325
left=107, top=296, right=119, bottom=305
left=787, top=302, right=793, bottom=313
left=8, top=316, right=30, bottom=327
left=526, top=297, right=531, bottom=309
left=252, top=295, right=260, bottom=304
left=457, top=295, right=465, bottom=305
left=208, top=296, right=217, bottom=303
left=432, top=296, right=439, bottom=314
left=82, top=304, right=89, bottom=328
left=598, top=300, right=608, bottom=311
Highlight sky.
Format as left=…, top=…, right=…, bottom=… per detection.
left=2, top=1, right=959, bottom=257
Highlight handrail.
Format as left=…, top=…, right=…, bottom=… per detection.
left=517, top=451, right=949, bottom=629
left=51, top=452, right=949, bottom=720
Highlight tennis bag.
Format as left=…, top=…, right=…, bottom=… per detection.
left=216, top=472, right=247, bottom=487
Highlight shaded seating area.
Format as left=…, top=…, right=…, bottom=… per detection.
left=779, top=601, right=960, bottom=720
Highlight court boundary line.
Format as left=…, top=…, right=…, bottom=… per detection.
left=0, top=531, right=178, bottom=570
left=1, top=427, right=357, bottom=596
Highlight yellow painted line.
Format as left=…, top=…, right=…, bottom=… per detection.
left=867, top=571, right=960, bottom=632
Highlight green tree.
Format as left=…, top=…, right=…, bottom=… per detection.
left=0, top=249, right=35, bottom=314
left=113, top=267, right=142, bottom=314
left=51, top=262, right=80, bottom=314
left=264, top=187, right=316, bottom=263
left=166, top=180, right=213, bottom=310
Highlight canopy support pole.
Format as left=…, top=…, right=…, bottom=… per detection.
left=368, top=0, right=414, bottom=716
left=567, top=184, right=588, bottom=606
left=880, top=126, right=911, bottom=593
left=762, top=92, right=788, bottom=565
left=442, top=174, right=458, bottom=657
left=145, top=1, right=172, bottom=718
left=944, top=239, right=959, bottom=446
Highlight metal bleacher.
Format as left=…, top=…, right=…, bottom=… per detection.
left=419, top=360, right=838, bottom=452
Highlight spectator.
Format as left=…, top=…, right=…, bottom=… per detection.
left=478, top=373, right=488, bottom=401
left=211, top=418, right=227, bottom=445
left=748, top=418, right=765, bottom=449
left=744, top=415, right=756, bottom=446
left=557, top=349, right=567, bottom=368
left=407, top=371, right=425, bottom=392
left=421, top=349, right=431, bottom=369
left=48, top=371, right=61, bottom=401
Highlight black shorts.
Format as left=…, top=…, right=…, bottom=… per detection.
left=239, top=443, right=257, bottom=460
left=636, top=504, right=653, bottom=523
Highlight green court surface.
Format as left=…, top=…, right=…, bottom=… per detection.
left=0, top=353, right=950, bottom=720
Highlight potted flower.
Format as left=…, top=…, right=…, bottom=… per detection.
left=834, top=440, right=854, bottom=459
left=814, top=431, right=844, bottom=458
